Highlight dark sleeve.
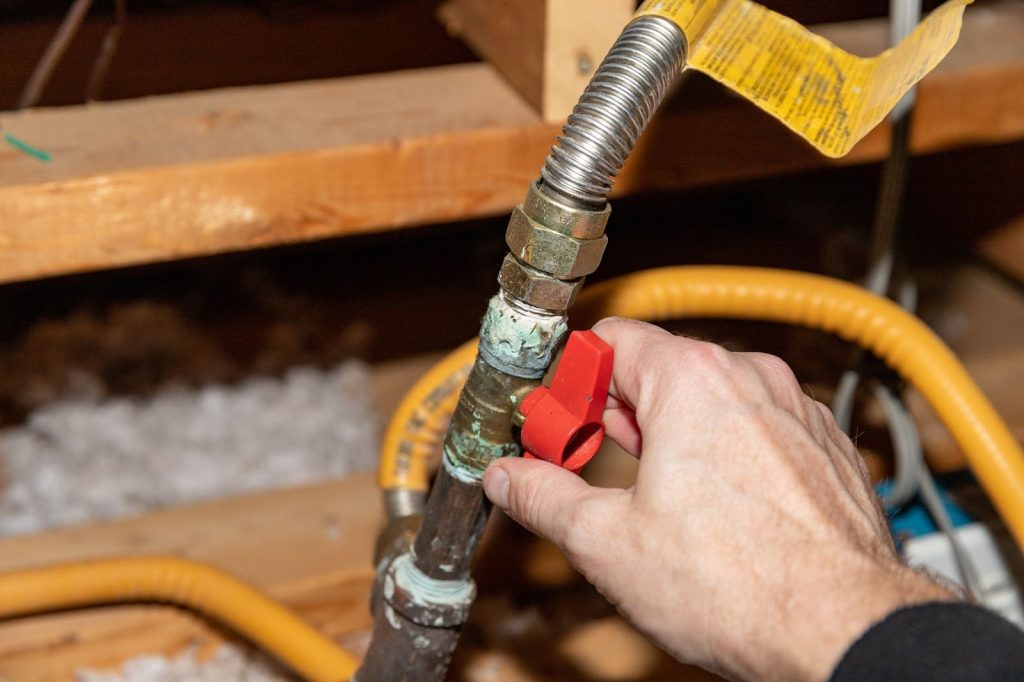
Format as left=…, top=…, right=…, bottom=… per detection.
left=830, top=602, right=1024, bottom=682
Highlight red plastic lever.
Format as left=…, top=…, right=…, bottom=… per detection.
left=519, top=330, right=614, bottom=474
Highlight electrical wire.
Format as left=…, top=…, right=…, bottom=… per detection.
left=829, top=0, right=984, bottom=599
left=85, top=0, right=126, bottom=102
left=874, top=382, right=924, bottom=509
left=16, top=0, right=95, bottom=110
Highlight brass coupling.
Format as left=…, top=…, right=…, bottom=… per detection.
left=500, top=181, right=611, bottom=312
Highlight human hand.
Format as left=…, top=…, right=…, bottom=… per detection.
left=483, top=318, right=955, bottom=681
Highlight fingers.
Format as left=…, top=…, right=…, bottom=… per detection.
left=483, top=458, right=625, bottom=556
left=591, top=317, right=674, bottom=414
left=604, top=399, right=643, bottom=457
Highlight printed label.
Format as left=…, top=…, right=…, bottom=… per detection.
left=636, top=0, right=971, bottom=157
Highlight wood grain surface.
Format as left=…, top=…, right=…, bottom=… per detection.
left=0, top=3, right=1021, bottom=285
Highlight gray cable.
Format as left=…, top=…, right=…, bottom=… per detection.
left=17, top=0, right=95, bottom=109
left=879, top=384, right=985, bottom=598
left=830, top=0, right=919, bottom=430
left=85, top=0, right=127, bottom=102
left=873, top=383, right=923, bottom=509
left=829, top=0, right=983, bottom=598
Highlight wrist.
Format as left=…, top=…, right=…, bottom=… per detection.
left=737, top=557, right=958, bottom=682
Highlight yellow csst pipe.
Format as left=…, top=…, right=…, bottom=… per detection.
left=3, top=267, right=1022, bottom=681
left=377, top=339, right=475, bottom=496
left=0, top=556, right=358, bottom=682
left=378, top=266, right=1024, bottom=552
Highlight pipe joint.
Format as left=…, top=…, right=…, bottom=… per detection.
left=440, top=356, right=538, bottom=476
left=478, top=294, right=568, bottom=378
left=498, top=255, right=583, bottom=311
left=382, top=553, right=476, bottom=629
left=523, top=179, right=611, bottom=239
left=499, top=180, right=611, bottom=311
left=506, top=207, right=608, bottom=281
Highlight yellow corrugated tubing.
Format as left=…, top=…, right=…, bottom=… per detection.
left=379, top=266, right=1024, bottom=553
left=0, top=556, right=359, bottom=682
left=3, top=267, right=1022, bottom=682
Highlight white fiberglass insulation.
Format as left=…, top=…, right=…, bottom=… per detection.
left=75, top=645, right=289, bottom=682
left=0, top=362, right=379, bottom=680
left=0, top=363, right=378, bottom=536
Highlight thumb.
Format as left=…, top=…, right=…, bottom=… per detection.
left=483, top=458, right=620, bottom=553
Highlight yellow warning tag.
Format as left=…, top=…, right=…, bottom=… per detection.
left=636, top=0, right=972, bottom=157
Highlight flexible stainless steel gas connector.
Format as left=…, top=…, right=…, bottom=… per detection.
left=540, top=16, right=686, bottom=207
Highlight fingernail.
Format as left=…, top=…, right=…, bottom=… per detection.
left=484, top=467, right=510, bottom=508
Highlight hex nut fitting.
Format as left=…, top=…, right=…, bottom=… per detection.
left=523, top=180, right=611, bottom=239
left=498, top=255, right=582, bottom=311
left=506, top=207, right=608, bottom=280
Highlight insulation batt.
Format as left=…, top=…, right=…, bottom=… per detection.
left=0, top=362, right=378, bottom=679
left=76, top=645, right=289, bottom=682
left=0, top=362, right=378, bottom=535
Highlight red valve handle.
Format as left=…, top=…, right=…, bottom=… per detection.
left=519, top=330, right=614, bottom=474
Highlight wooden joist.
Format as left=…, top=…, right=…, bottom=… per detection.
left=979, top=214, right=1024, bottom=283
left=0, top=473, right=379, bottom=681
left=438, top=0, right=636, bottom=121
left=0, top=2, right=1021, bottom=286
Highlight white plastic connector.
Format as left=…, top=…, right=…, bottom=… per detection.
left=902, top=522, right=1024, bottom=627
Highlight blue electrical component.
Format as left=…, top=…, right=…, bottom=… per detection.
left=882, top=478, right=973, bottom=542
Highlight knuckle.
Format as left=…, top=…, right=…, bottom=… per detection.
left=812, top=399, right=839, bottom=427
left=751, top=352, right=798, bottom=386
left=684, top=341, right=735, bottom=379
left=633, top=335, right=681, bottom=385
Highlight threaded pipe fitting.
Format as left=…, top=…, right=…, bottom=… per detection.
left=540, top=16, right=686, bottom=207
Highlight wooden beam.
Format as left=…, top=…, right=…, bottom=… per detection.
left=0, top=1, right=475, bottom=111
left=0, top=473, right=379, bottom=681
left=0, top=2, right=1022, bottom=286
left=438, top=0, right=548, bottom=113
left=439, top=0, right=636, bottom=121
left=543, top=0, right=638, bottom=121
left=979, top=214, right=1024, bottom=283
left=0, top=471, right=713, bottom=681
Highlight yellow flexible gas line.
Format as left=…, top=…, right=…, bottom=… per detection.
left=2, top=267, right=1022, bottom=682
left=378, top=266, right=1024, bottom=552
left=378, top=339, right=475, bottom=496
left=0, top=556, right=358, bottom=682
